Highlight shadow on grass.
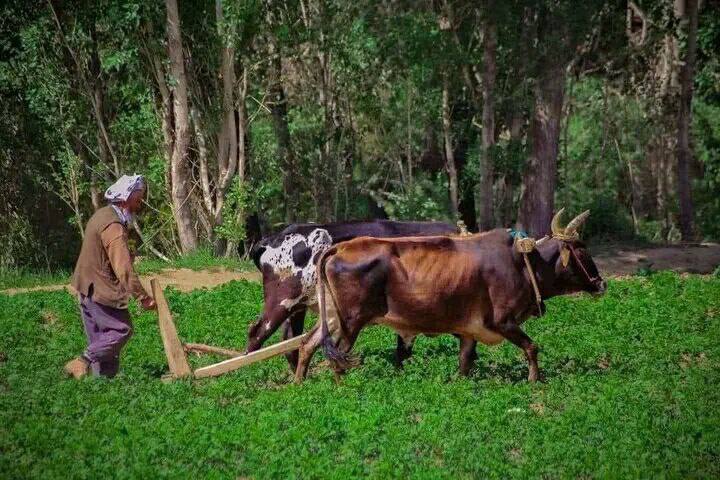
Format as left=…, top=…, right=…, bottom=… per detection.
left=354, top=342, right=615, bottom=385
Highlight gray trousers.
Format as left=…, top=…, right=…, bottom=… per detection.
left=79, top=291, right=133, bottom=377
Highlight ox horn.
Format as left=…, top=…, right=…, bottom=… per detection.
left=550, top=208, right=565, bottom=236
left=565, top=210, right=590, bottom=236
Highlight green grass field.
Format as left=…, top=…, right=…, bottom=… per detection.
left=0, top=268, right=71, bottom=290
left=1, top=273, right=719, bottom=479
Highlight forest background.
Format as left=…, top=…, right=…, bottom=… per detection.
left=1, top=0, right=718, bottom=271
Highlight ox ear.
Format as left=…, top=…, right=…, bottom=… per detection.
left=560, top=245, right=571, bottom=268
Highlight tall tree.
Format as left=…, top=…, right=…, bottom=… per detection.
left=479, top=2, right=497, bottom=231
left=518, top=1, right=604, bottom=236
left=191, top=0, right=250, bottom=253
left=442, top=75, right=460, bottom=218
left=264, top=3, right=299, bottom=224
left=165, top=0, right=198, bottom=252
left=676, top=0, right=699, bottom=241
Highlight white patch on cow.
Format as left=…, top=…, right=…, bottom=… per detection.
left=280, top=294, right=304, bottom=310
left=259, top=228, right=333, bottom=306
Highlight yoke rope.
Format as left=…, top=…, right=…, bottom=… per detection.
left=510, top=231, right=544, bottom=316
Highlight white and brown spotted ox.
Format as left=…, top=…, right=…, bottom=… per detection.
left=247, top=220, right=458, bottom=369
left=295, top=210, right=607, bottom=384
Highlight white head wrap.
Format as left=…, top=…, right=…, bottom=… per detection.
left=104, top=174, right=145, bottom=203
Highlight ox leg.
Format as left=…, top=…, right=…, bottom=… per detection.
left=495, top=324, right=540, bottom=382
left=394, top=334, right=415, bottom=369
left=246, top=305, right=291, bottom=353
left=294, top=323, right=324, bottom=384
left=458, top=337, right=478, bottom=376
left=281, top=307, right=307, bottom=372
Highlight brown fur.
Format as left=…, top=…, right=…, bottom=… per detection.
left=295, top=229, right=606, bottom=383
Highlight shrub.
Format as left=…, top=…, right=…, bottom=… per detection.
left=572, top=194, right=635, bottom=241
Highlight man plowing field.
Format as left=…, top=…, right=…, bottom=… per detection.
left=64, top=175, right=157, bottom=379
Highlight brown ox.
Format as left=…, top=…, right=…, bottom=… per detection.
left=295, top=210, right=606, bottom=383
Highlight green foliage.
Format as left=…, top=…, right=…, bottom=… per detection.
left=0, top=268, right=69, bottom=291
left=214, top=181, right=252, bottom=245
left=693, top=99, right=720, bottom=240
left=1, top=274, right=720, bottom=478
left=2, top=0, right=720, bottom=272
left=696, top=7, right=720, bottom=104
left=135, top=249, right=254, bottom=275
left=247, top=118, right=284, bottom=226
left=0, top=211, right=42, bottom=272
left=574, top=194, right=636, bottom=242
left=381, top=173, right=451, bottom=222
left=560, top=79, right=645, bottom=211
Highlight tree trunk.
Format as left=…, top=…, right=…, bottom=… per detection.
left=615, top=138, right=640, bottom=235
left=442, top=76, right=459, bottom=218
left=72, top=137, right=103, bottom=210
left=165, top=0, right=198, bottom=252
left=519, top=63, right=565, bottom=237
left=89, top=173, right=103, bottom=211
left=191, top=0, right=241, bottom=253
left=676, top=0, right=698, bottom=241
left=652, top=138, right=671, bottom=241
left=315, top=47, right=335, bottom=223
left=86, top=25, right=121, bottom=179
left=225, top=72, right=249, bottom=257
left=267, top=34, right=299, bottom=224
left=500, top=114, right=525, bottom=227
left=479, top=9, right=497, bottom=231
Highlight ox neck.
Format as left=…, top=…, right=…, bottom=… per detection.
left=528, top=239, right=565, bottom=301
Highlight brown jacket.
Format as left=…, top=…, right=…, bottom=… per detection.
left=71, top=206, right=149, bottom=309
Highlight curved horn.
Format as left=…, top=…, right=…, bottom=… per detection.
left=565, top=210, right=590, bottom=236
left=550, top=208, right=565, bottom=236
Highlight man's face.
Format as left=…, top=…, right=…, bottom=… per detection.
left=126, top=186, right=146, bottom=215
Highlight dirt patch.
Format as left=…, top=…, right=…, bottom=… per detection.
left=593, top=243, right=720, bottom=277
left=1, top=268, right=262, bottom=296
left=2, top=284, right=70, bottom=295
left=139, top=268, right=261, bottom=292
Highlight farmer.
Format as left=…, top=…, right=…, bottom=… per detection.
left=64, top=174, right=156, bottom=379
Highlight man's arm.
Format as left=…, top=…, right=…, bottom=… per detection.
left=101, top=223, right=153, bottom=305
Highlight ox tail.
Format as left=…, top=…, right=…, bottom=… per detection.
left=318, top=247, right=359, bottom=372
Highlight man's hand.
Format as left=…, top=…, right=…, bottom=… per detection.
left=141, top=296, right=157, bottom=311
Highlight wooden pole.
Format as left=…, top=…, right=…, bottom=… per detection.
left=193, top=334, right=307, bottom=379
left=184, top=343, right=244, bottom=357
left=151, top=279, right=192, bottom=378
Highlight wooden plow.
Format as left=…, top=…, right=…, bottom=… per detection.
left=151, top=279, right=306, bottom=380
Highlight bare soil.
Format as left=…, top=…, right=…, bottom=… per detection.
left=592, top=242, right=720, bottom=277
left=2, top=243, right=718, bottom=296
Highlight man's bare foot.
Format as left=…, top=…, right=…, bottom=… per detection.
left=64, top=357, right=89, bottom=379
